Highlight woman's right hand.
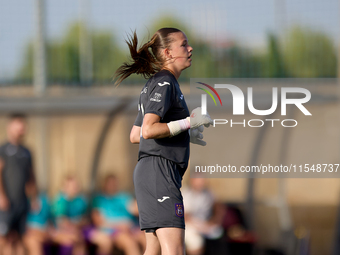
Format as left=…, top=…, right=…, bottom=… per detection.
left=189, top=107, right=213, bottom=129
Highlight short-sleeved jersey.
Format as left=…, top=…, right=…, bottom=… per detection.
left=92, top=192, right=134, bottom=224
left=52, top=192, right=88, bottom=224
left=0, top=142, right=32, bottom=206
left=134, top=69, right=190, bottom=170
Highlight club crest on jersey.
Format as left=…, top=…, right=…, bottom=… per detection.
left=158, top=81, right=170, bottom=86
left=150, top=92, right=162, bottom=102
left=175, top=203, right=184, bottom=217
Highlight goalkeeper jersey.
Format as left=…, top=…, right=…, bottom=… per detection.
left=134, top=69, right=190, bottom=172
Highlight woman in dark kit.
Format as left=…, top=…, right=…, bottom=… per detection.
left=115, top=27, right=213, bottom=255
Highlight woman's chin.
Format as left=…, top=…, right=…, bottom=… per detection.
left=180, top=61, right=192, bottom=71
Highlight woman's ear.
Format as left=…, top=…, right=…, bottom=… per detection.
left=164, top=48, right=172, bottom=60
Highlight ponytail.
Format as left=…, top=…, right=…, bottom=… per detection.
left=114, top=28, right=182, bottom=86
left=114, top=31, right=161, bottom=86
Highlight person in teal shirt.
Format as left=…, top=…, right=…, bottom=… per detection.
left=52, top=191, right=87, bottom=224
left=26, top=193, right=50, bottom=231
left=50, top=175, right=88, bottom=255
left=92, top=191, right=134, bottom=226
left=88, top=174, right=142, bottom=255
left=24, top=193, right=50, bottom=255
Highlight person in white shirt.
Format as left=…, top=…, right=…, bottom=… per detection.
left=182, top=177, right=224, bottom=255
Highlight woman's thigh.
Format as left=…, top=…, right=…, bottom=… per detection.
left=144, top=232, right=161, bottom=255
left=156, top=228, right=185, bottom=255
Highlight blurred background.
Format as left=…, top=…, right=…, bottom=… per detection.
left=0, top=0, right=339, bottom=254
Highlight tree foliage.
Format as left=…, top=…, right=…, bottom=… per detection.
left=18, top=23, right=124, bottom=84
left=283, top=26, right=337, bottom=77
left=265, top=33, right=286, bottom=77
left=17, top=21, right=337, bottom=84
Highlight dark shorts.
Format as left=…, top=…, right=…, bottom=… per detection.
left=133, top=156, right=185, bottom=231
left=0, top=203, right=29, bottom=236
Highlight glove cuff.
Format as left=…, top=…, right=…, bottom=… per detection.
left=167, top=118, right=191, bottom=137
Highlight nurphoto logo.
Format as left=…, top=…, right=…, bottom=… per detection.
left=196, top=82, right=312, bottom=128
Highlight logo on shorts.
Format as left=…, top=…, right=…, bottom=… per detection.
left=175, top=203, right=184, bottom=217
left=157, top=196, right=170, bottom=202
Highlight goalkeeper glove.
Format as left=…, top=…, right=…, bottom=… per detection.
left=189, top=125, right=206, bottom=146
left=189, top=107, right=213, bottom=129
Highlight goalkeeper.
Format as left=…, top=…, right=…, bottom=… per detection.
left=114, top=27, right=213, bottom=255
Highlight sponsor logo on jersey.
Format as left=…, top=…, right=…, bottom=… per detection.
left=180, top=94, right=184, bottom=100
left=157, top=196, right=170, bottom=202
left=150, top=92, right=162, bottom=102
left=141, top=87, right=148, bottom=94
left=175, top=203, right=184, bottom=217
left=158, top=81, right=170, bottom=86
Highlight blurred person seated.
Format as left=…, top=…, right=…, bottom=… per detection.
left=23, top=192, right=50, bottom=255
left=0, top=114, right=38, bottom=255
left=182, top=176, right=224, bottom=255
left=88, top=174, right=142, bottom=255
left=221, top=204, right=256, bottom=255
left=50, top=175, right=88, bottom=255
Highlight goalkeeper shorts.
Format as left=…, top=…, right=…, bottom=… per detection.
left=133, top=156, right=185, bottom=231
